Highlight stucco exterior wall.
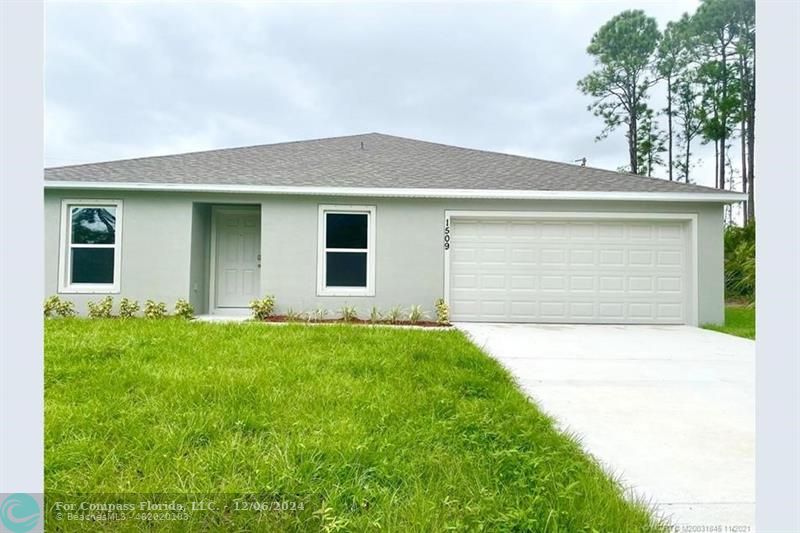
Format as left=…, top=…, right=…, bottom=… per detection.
left=45, top=191, right=195, bottom=314
left=44, top=189, right=725, bottom=324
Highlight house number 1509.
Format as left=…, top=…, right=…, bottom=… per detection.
left=444, top=219, right=450, bottom=250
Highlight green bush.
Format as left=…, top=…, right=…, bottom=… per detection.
left=724, top=223, right=755, bottom=303
left=44, top=296, right=61, bottom=318
left=385, top=306, right=403, bottom=324
left=249, top=295, right=276, bottom=320
left=310, top=307, right=328, bottom=322
left=118, top=298, right=140, bottom=318
left=285, top=308, right=304, bottom=322
left=408, top=305, right=428, bottom=324
left=45, top=296, right=76, bottom=318
left=369, top=306, right=382, bottom=324
left=143, top=300, right=168, bottom=319
left=339, top=305, right=358, bottom=323
left=87, top=296, right=114, bottom=319
left=434, top=298, right=450, bottom=325
left=174, top=299, right=194, bottom=320
left=57, top=300, right=76, bottom=317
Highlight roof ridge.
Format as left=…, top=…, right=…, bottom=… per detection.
left=371, top=133, right=722, bottom=193
left=44, top=131, right=727, bottom=195
left=44, top=132, right=379, bottom=171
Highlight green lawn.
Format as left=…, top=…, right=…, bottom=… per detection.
left=702, top=305, right=755, bottom=339
left=46, top=319, right=663, bottom=531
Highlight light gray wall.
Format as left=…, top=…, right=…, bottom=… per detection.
left=45, top=191, right=194, bottom=314
left=44, top=189, right=725, bottom=324
left=260, top=196, right=724, bottom=324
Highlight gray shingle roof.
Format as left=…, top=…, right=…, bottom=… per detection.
left=45, top=132, right=722, bottom=194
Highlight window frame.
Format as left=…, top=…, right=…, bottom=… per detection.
left=58, top=199, right=123, bottom=294
left=317, top=204, right=376, bottom=297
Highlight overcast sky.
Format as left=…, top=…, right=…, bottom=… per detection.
left=46, top=0, right=723, bottom=187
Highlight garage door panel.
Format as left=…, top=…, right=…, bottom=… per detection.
left=657, top=250, right=683, bottom=266
left=509, top=221, right=540, bottom=238
left=510, top=275, right=536, bottom=289
left=540, top=275, right=567, bottom=291
left=628, top=224, right=655, bottom=240
left=449, top=218, right=691, bottom=324
left=451, top=248, right=477, bottom=262
left=657, top=303, right=684, bottom=320
left=568, top=223, right=596, bottom=240
left=628, top=302, right=655, bottom=319
left=596, top=223, right=625, bottom=239
left=570, top=249, right=595, bottom=265
left=478, top=248, right=506, bottom=263
left=629, top=250, right=655, bottom=266
left=480, top=300, right=507, bottom=317
left=451, top=299, right=479, bottom=318
left=658, top=223, right=685, bottom=240
left=599, top=249, right=625, bottom=266
left=657, top=277, right=683, bottom=292
left=540, top=302, right=567, bottom=318
left=628, top=276, right=654, bottom=292
left=598, top=302, right=625, bottom=319
left=510, top=301, right=538, bottom=317
left=599, top=276, right=625, bottom=292
left=481, top=274, right=506, bottom=289
left=452, top=273, right=478, bottom=289
left=510, top=248, right=537, bottom=264
left=540, top=249, right=567, bottom=265
left=540, top=223, right=568, bottom=239
left=569, top=302, right=596, bottom=318
left=569, top=276, right=595, bottom=291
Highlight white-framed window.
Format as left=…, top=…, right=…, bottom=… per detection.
left=317, top=204, right=376, bottom=296
left=58, top=199, right=123, bottom=293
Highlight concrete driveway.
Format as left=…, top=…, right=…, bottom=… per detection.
left=456, top=323, right=754, bottom=530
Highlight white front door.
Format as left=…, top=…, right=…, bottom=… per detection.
left=215, top=209, right=260, bottom=308
left=448, top=217, right=692, bottom=324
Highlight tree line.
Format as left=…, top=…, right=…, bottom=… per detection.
left=578, top=0, right=755, bottom=224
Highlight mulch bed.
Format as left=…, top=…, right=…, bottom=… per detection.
left=260, top=316, right=451, bottom=328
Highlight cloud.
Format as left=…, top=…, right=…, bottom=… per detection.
left=46, top=1, right=728, bottom=189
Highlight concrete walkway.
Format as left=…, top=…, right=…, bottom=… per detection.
left=456, top=323, right=754, bottom=529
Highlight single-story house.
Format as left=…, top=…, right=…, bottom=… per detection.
left=44, top=133, right=744, bottom=324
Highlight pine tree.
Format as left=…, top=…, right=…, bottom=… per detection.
left=578, top=10, right=660, bottom=175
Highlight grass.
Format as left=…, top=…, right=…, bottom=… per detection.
left=702, top=305, right=755, bottom=339
left=45, top=319, right=664, bottom=531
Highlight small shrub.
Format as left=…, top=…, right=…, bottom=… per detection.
left=143, top=300, right=168, bottom=319
left=310, top=307, right=328, bottom=322
left=408, top=305, right=428, bottom=324
left=87, top=296, right=114, bottom=319
left=55, top=299, right=76, bottom=318
left=434, top=298, right=450, bottom=325
left=386, top=306, right=403, bottom=324
left=369, top=306, right=382, bottom=324
left=118, top=298, right=140, bottom=318
left=45, top=295, right=77, bottom=318
left=285, top=308, right=304, bottom=322
left=174, top=298, right=194, bottom=320
left=339, top=305, right=358, bottom=322
left=724, top=223, right=755, bottom=303
left=44, top=296, right=61, bottom=318
left=249, top=295, right=276, bottom=321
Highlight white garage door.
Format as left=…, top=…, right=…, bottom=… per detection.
left=448, top=217, right=692, bottom=324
